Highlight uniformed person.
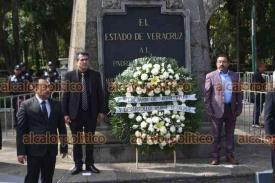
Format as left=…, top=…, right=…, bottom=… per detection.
left=19, top=62, right=33, bottom=82
left=44, top=61, right=60, bottom=83
left=8, top=65, right=25, bottom=127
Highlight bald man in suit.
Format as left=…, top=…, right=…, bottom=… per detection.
left=16, top=79, right=68, bottom=183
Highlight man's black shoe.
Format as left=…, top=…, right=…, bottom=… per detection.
left=70, top=167, right=82, bottom=175
left=86, top=164, right=100, bottom=173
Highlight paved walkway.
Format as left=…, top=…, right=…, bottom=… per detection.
left=0, top=137, right=273, bottom=183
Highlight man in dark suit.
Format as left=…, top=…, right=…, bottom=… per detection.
left=204, top=53, right=243, bottom=165
left=0, top=118, right=2, bottom=150
left=264, top=92, right=275, bottom=181
left=61, top=52, right=105, bottom=175
left=16, top=78, right=68, bottom=183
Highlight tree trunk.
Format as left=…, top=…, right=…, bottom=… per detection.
left=0, top=0, right=14, bottom=70
left=42, top=26, right=60, bottom=67
left=12, top=0, right=21, bottom=63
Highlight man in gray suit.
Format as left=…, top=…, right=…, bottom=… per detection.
left=204, top=53, right=243, bottom=165
left=16, top=79, right=68, bottom=183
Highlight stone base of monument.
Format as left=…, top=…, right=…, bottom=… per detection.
left=93, top=123, right=217, bottom=163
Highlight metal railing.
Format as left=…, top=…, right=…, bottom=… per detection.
left=0, top=72, right=273, bottom=137
left=0, top=92, right=61, bottom=137
left=237, top=71, right=273, bottom=136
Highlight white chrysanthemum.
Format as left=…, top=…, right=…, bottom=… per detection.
left=164, top=117, right=171, bottom=123
left=135, top=131, right=141, bottom=137
left=179, top=115, right=185, bottom=121
left=152, top=116, right=160, bottom=123
left=164, top=110, right=171, bottom=115
left=141, top=133, right=147, bottom=139
left=147, top=139, right=153, bottom=145
left=160, top=126, right=167, bottom=135
left=153, top=64, right=161, bottom=69
left=154, top=87, right=161, bottom=94
left=132, top=125, right=138, bottom=129
left=170, top=125, right=176, bottom=133
left=133, top=71, right=141, bottom=78
left=142, top=64, right=148, bottom=70
left=158, top=112, right=163, bottom=116
left=136, top=103, right=141, bottom=107
left=177, top=127, right=183, bottom=133
left=148, top=125, right=154, bottom=132
left=151, top=68, right=159, bottom=75
left=143, top=112, right=149, bottom=117
left=169, top=75, right=173, bottom=79
left=146, top=118, right=152, bottom=123
left=136, top=116, right=142, bottom=122
left=174, top=74, right=180, bottom=80
left=141, top=73, right=148, bottom=81
left=152, top=110, right=158, bottom=115
left=148, top=90, right=154, bottom=96
left=164, top=90, right=171, bottom=96
left=142, top=88, right=147, bottom=94
left=136, top=138, right=142, bottom=145
left=165, top=133, right=171, bottom=139
left=128, top=113, right=135, bottom=119
left=136, top=86, right=143, bottom=95
left=168, top=68, right=174, bottom=74
left=162, top=72, right=169, bottom=79
left=140, top=121, right=147, bottom=129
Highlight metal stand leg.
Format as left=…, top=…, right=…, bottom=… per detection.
left=174, top=150, right=176, bottom=167
left=136, top=148, right=139, bottom=169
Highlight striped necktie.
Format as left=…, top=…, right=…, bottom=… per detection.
left=81, top=73, right=88, bottom=111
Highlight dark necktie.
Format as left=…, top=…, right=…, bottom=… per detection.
left=81, top=73, right=88, bottom=111
left=41, top=101, right=48, bottom=118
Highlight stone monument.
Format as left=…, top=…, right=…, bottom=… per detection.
left=68, top=0, right=223, bottom=162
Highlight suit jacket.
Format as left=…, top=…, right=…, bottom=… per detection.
left=264, top=92, right=275, bottom=135
left=0, top=119, right=2, bottom=150
left=204, top=70, right=243, bottom=119
left=16, top=97, right=68, bottom=156
left=61, top=69, right=104, bottom=120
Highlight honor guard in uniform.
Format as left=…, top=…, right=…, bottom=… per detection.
left=8, top=65, right=25, bottom=127
left=19, top=62, right=33, bottom=82
left=44, top=61, right=60, bottom=83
